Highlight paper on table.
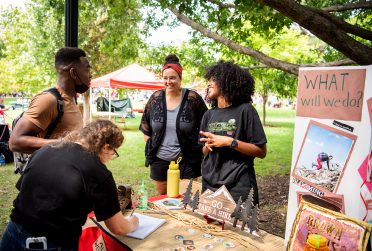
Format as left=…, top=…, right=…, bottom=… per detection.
left=126, top=213, right=166, bottom=240
left=153, top=198, right=183, bottom=210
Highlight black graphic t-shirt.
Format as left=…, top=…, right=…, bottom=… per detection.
left=200, top=103, right=267, bottom=200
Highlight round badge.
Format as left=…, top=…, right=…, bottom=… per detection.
left=187, top=228, right=196, bottom=234
left=202, top=233, right=213, bottom=238
left=223, top=241, right=235, bottom=248
left=186, top=245, right=196, bottom=250
left=174, top=247, right=186, bottom=251
left=175, top=235, right=185, bottom=241
left=202, top=244, right=213, bottom=250
left=213, top=237, right=224, bottom=243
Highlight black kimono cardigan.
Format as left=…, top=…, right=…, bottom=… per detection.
left=139, top=88, right=208, bottom=177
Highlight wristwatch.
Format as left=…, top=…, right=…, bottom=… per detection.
left=230, top=139, right=238, bottom=149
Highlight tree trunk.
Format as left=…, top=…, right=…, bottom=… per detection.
left=262, top=92, right=268, bottom=126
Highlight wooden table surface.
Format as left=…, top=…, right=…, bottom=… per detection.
left=117, top=209, right=285, bottom=251
left=84, top=180, right=286, bottom=251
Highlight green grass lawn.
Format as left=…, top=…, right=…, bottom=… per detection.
left=0, top=107, right=295, bottom=233
left=255, top=107, right=295, bottom=176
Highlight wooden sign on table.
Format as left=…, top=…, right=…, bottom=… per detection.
left=195, top=185, right=236, bottom=224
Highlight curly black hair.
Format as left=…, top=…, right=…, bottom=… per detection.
left=204, top=60, right=254, bottom=109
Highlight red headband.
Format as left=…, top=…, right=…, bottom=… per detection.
left=162, top=63, right=183, bottom=79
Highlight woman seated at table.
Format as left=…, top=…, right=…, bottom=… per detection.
left=0, top=120, right=139, bottom=251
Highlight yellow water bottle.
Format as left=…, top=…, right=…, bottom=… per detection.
left=167, top=157, right=182, bottom=198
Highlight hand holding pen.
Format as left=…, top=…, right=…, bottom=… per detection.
left=130, top=207, right=136, bottom=216
left=130, top=199, right=137, bottom=216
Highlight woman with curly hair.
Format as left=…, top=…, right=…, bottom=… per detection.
left=0, top=120, right=139, bottom=251
left=140, top=54, right=208, bottom=195
left=199, top=61, right=267, bottom=205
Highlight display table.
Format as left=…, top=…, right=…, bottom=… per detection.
left=83, top=180, right=285, bottom=250
left=84, top=208, right=285, bottom=251
left=116, top=209, right=285, bottom=251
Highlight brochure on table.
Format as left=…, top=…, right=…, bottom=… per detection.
left=153, top=197, right=184, bottom=210
left=284, top=66, right=372, bottom=244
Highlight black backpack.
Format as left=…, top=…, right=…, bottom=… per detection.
left=12, top=87, right=64, bottom=174
left=0, top=124, right=13, bottom=163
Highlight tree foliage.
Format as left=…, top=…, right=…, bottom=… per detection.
left=142, top=0, right=372, bottom=75
left=0, top=0, right=145, bottom=94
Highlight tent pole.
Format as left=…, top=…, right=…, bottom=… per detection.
left=89, top=87, right=92, bottom=123
left=109, top=87, right=112, bottom=120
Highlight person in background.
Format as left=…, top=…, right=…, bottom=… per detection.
left=140, top=54, right=208, bottom=195
left=199, top=60, right=267, bottom=205
left=0, top=97, right=8, bottom=124
left=314, top=152, right=333, bottom=170
left=0, top=120, right=139, bottom=251
left=9, top=47, right=91, bottom=154
left=0, top=97, right=5, bottom=108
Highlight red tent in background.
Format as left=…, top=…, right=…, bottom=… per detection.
left=91, top=63, right=164, bottom=90
left=89, top=64, right=163, bottom=120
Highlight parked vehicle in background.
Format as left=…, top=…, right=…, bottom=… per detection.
left=9, top=99, right=29, bottom=110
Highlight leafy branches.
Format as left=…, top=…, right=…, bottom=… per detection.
left=0, top=0, right=145, bottom=93
left=147, top=0, right=371, bottom=75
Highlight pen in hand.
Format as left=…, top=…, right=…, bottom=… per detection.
left=130, top=207, right=135, bottom=216
left=130, top=200, right=137, bottom=216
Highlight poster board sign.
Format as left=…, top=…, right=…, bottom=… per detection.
left=287, top=201, right=371, bottom=251
left=296, top=68, right=366, bottom=121
left=285, top=66, right=372, bottom=245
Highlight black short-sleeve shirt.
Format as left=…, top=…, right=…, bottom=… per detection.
left=11, top=143, right=120, bottom=248
left=200, top=103, right=267, bottom=195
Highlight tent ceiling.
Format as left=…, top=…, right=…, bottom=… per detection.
left=91, top=63, right=164, bottom=90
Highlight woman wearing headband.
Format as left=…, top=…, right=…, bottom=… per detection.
left=140, top=54, right=208, bottom=195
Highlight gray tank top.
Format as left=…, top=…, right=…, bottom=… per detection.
left=156, top=89, right=185, bottom=161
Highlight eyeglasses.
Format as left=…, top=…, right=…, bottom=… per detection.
left=112, top=149, right=119, bottom=159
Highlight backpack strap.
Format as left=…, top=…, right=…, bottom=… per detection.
left=44, top=87, right=64, bottom=139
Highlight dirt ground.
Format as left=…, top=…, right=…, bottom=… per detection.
left=257, top=174, right=290, bottom=238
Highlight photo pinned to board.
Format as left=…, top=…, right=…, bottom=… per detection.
left=291, top=120, right=356, bottom=196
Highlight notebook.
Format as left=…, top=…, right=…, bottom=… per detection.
left=126, top=213, right=166, bottom=240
